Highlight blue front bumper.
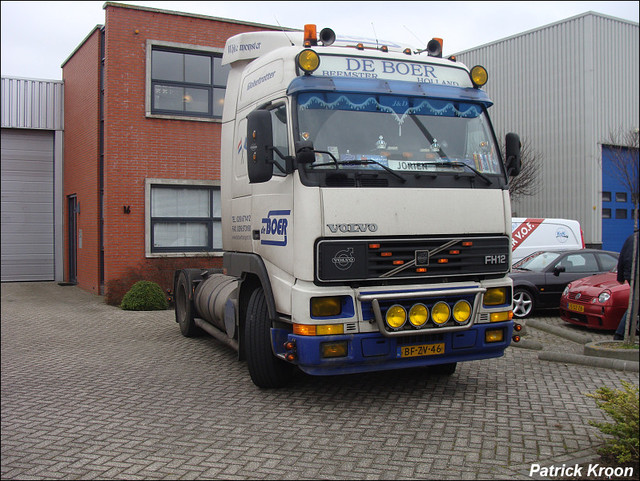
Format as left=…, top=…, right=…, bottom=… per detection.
left=273, top=322, right=513, bottom=376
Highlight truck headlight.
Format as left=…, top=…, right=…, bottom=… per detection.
left=409, top=304, right=429, bottom=328
left=452, top=300, right=472, bottom=324
left=386, top=305, right=407, bottom=329
left=484, top=287, right=507, bottom=306
left=431, top=301, right=450, bottom=325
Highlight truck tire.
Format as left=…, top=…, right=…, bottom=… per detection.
left=245, top=287, right=293, bottom=388
left=175, top=271, right=202, bottom=337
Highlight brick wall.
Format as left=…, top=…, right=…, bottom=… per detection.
left=63, top=4, right=280, bottom=297
left=63, top=27, right=101, bottom=293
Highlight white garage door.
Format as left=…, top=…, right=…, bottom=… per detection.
left=1, top=128, right=55, bottom=281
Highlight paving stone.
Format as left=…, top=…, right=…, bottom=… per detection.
left=2, top=283, right=638, bottom=480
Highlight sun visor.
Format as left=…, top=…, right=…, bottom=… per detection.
left=287, top=76, right=493, bottom=107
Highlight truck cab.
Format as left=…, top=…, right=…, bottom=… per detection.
left=176, top=25, right=522, bottom=388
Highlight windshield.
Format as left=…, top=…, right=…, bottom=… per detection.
left=514, top=251, right=562, bottom=271
left=296, top=92, right=503, bottom=180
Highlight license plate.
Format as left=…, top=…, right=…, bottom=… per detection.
left=568, top=302, right=584, bottom=313
left=399, top=343, right=445, bottom=358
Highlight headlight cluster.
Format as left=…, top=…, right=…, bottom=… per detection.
left=385, top=300, right=472, bottom=331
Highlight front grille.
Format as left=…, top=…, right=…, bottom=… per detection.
left=317, top=235, right=509, bottom=283
left=568, top=292, right=595, bottom=303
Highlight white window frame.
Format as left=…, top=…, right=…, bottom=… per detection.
left=145, top=178, right=222, bottom=258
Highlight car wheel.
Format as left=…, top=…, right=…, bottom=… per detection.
left=245, top=287, right=294, bottom=388
left=513, top=288, right=534, bottom=318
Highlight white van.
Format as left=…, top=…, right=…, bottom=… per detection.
left=511, top=218, right=585, bottom=264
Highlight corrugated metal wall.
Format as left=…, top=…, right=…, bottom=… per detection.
left=455, top=13, right=639, bottom=247
left=1, top=77, right=64, bottom=130
left=1, top=77, right=64, bottom=282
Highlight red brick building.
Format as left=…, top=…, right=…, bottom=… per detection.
left=62, top=2, right=282, bottom=299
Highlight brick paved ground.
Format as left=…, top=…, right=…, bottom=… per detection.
left=1, top=282, right=638, bottom=480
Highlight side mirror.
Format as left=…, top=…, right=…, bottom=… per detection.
left=505, top=132, right=521, bottom=177
left=295, top=140, right=316, bottom=164
left=553, top=265, right=566, bottom=276
left=247, top=110, right=274, bottom=184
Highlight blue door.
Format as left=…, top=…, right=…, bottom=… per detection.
left=601, top=145, right=637, bottom=253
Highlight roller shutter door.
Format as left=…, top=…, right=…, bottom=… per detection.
left=1, top=129, right=55, bottom=281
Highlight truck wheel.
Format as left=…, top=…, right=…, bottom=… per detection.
left=245, top=287, right=293, bottom=388
left=429, top=362, right=457, bottom=376
left=175, top=271, right=202, bottom=337
left=512, top=288, right=534, bottom=318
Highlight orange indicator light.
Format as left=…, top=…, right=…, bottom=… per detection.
left=416, top=267, right=427, bottom=273
left=462, top=241, right=473, bottom=246
left=381, top=252, right=392, bottom=257
left=393, top=260, right=404, bottom=265
left=369, top=243, right=381, bottom=249
left=293, top=324, right=316, bottom=336
left=449, top=250, right=460, bottom=255
left=437, top=258, right=448, bottom=264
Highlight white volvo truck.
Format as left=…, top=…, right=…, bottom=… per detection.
left=174, top=25, right=523, bottom=388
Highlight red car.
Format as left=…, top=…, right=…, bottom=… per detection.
left=559, top=271, right=630, bottom=330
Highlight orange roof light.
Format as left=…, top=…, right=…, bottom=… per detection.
left=304, top=24, right=317, bottom=46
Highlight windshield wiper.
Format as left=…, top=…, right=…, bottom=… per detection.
left=425, top=161, right=493, bottom=185
left=338, top=159, right=407, bottom=183
left=305, top=150, right=407, bottom=183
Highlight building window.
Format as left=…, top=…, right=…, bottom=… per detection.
left=615, top=209, right=628, bottom=220
left=615, top=192, right=628, bottom=203
left=602, top=191, right=611, bottom=202
left=148, top=181, right=221, bottom=254
left=150, top=46, right=229, bottom=118
left=602, top=208, right=611, bottom=219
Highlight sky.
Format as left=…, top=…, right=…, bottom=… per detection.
left=1, top=1, right=638, bottom=80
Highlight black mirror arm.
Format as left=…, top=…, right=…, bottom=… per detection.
left=270, top=146, right=294, bottom=174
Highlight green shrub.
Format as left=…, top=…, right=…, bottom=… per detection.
left=120, top=280, right=168, bottom=311
left=587, top=380, right=639, bottom=464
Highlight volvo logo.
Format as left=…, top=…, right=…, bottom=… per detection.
left=332, top=247, right=356, bottom=270
left=415, top=250, right=430, bottom=266
left=327, top=223, right=378, bottom=234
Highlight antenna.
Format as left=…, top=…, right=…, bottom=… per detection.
left=404, top=24, right=425, bottom=48
left=371, top=22, right=379, bottom=48
left=274, top=16, right=294, bottom=46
